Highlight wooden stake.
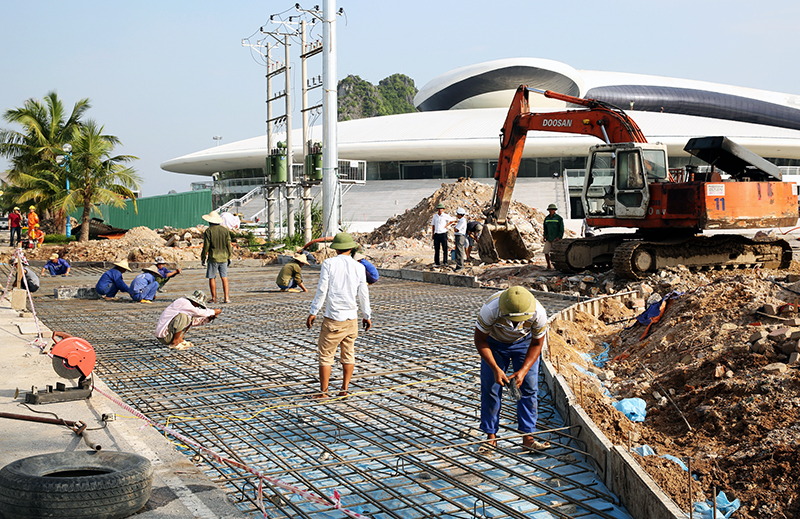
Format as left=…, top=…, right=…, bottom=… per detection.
left=688, top=457, right=693, bottom=519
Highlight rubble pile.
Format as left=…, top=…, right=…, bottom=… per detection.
left=549, top=267, right=800, bottom=516
left=361, top=177, right=553, bottom=247
left=12, top=225, right=259, bottom=264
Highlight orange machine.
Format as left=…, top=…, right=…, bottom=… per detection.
left=479, top=85, right=799, bottom=278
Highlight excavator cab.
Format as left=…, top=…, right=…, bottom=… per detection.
left=583, top=143, right=666, bottom=220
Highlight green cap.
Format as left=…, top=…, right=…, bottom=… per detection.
left=499, top=286, right=536, bottom=322
left=330, top=232, right=358, bottom=250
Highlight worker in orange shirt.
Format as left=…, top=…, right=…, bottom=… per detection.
left=32, top=224, right=45, bottom=247
left=27, top=206, right=39, bottom=241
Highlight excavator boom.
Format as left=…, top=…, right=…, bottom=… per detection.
left=480, top=85, right=647, bottom=263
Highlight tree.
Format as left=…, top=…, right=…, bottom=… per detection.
left=66, top=120, right=140, bottom=242
left=0, top=92, right=90, bottom=230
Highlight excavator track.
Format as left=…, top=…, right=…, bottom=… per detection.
left=611, top=234, right=792, bottom=279
left=550, top=235, right=628, bottom=273
left=552, top=234, right=791, bottom=279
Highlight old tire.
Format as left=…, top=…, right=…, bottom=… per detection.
left=0, top=451, right=152, bottom=519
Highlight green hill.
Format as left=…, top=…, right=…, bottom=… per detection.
left=338, top=74, right=418, bottom=121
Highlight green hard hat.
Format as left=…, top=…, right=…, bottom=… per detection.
left=436, top=202, right=445, bottom=209
left=330, top=232, right=358, bottom=250
left=499, top=286, right=536, bottom=322
left=547, top=203, right=557, bottom=210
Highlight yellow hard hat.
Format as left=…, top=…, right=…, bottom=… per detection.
left=29, top=206, right=35, bottom=211
left=499, top=286, right=537, bottom=322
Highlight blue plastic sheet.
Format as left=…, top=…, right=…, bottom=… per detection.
left=693, top=491, right=741, bottom=519
left=613, top=398, right=646, bottom=422
left=632, top=445, right=655, bottom=456
left=661, top=454, right=688, bottom=471
left=592, top=342, right=610, bottom=368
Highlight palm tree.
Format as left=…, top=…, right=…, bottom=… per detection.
left=66, top=120, right=140, bottom=242
left=0, top=92, right=90, bottom=229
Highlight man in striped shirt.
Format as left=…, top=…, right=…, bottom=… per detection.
left=474, top=286, right=550, bottom=453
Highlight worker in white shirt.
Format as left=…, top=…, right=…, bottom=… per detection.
left=306, top=232, right=372, bottom=399
left=453, top=207, right=468, bottom=271
left=431, top=202, right=455, bottom=266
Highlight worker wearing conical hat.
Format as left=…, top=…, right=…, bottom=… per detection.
left=474, top=286, right=551, bottom=454
left=95, top=259, right=132, bottom=300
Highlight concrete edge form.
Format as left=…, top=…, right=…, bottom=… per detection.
left=544, top=292, right=687, bottom=519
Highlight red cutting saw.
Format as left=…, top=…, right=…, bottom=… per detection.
left=51, top=332, right=96, bottom=380
left=25, top=332, right=96, bottom=405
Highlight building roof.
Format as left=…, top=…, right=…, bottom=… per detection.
left=161, top=58, right=800, bottom=176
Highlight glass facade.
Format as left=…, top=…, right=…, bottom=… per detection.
left=365, top=156, right=587, bottom=181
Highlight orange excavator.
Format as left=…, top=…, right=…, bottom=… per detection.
left=478, top=85, right=799, bottom=278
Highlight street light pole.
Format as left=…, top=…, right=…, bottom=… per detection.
left=55, top=143, right=72, bottom=238
left=213, top=136, right=223, bottom=146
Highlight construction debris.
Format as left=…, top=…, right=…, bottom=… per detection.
left=549, top=266, right=800, bottom=517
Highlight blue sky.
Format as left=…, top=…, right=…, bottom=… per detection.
left=1, top=0, right=798, bottom=196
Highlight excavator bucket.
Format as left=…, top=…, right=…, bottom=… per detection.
left=477, top=223, right=532, bottom=263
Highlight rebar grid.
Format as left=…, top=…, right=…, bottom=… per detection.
left=33, top=266, right=630, bottom=519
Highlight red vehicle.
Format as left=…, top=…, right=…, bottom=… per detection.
left=479, top=85, right=799, bottom=278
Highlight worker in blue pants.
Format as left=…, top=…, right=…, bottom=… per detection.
left=474, top=286, right=551, bottom=453
left=129, top=267, right=161, bottom=304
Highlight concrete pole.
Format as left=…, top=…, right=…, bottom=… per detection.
left=303, top=185, right=312, bottom=245
left=266, top=44, right=274, bottom=239
left=322, top=0, right=339, bottom=238
left=301, top=20, right=312, bottom=245
left=267, top=187, right=276, bottom=239
left=285, top=35, right=296, bottom=238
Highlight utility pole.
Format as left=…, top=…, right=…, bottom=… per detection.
left=322, top=0, right=339, bottom=238
left=284, top=34, right=295, bottom=238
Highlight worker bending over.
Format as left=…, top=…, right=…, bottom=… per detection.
left=42, top=254, right=70, bottom=276
left=276, top=253, right=309, bottom=292
left=474, top=286, right=550, bottom=454
left=96, top=260, right=131, bottom=300
left=129, top=266, right=161, bottom=304
left=155, top=290, right=221, bottom=350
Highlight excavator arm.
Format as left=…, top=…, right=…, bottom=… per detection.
left=488, top=85, right=647, bottom=223
left=479, top=85, right=647, bottom=264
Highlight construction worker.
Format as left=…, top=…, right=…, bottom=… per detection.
left=306, top=232, right=371, bottom=399
left=26, top=206, right=38, bottom=241
left=9, top=207, right=21, bottom=247
left=352, top=247, right=379, bottom=284
left=453, top=207, right=468, bottom=271
left=154, top=256, right=181, bottom=293
left=155, top=290, right=221, bottom=350
left=32, top=224, right=45, bottom=247
left=200, top=210, right=232, bottom=304
left=41, top=254, right=70, bottom=276
left=129, top=266, right=161, bottom=304
left=542, top=203, right=564, bottom=270
left=95, top=259, right=132, bottom=300
left=431, top=202, right=455, bottom=266
left=10, top=257, right=39, bottom=293
left=474, top=286, right=550, bottom=454
left=465, top=220, right=483, bottom=262
left=276, top=253, right=309, bottom=292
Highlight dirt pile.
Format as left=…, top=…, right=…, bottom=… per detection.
left=355, top=178, right=574, bottom=271
left=11, top=226, right=259, bottom=264
left=549, top=267, right=800, bottom=517
left=361, top=177, right=554, bottom=250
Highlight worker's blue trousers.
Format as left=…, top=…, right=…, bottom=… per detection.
left=480, top=335, right=540, bottom=435
left=130, top=280, right=159, bottom=302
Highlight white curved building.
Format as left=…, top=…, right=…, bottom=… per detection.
left=162, top=58, right=800, bottom=215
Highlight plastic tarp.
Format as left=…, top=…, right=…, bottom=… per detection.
left=613, top=398, right=646, bottom=422
left=693, top=491, right=741, bottom=519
